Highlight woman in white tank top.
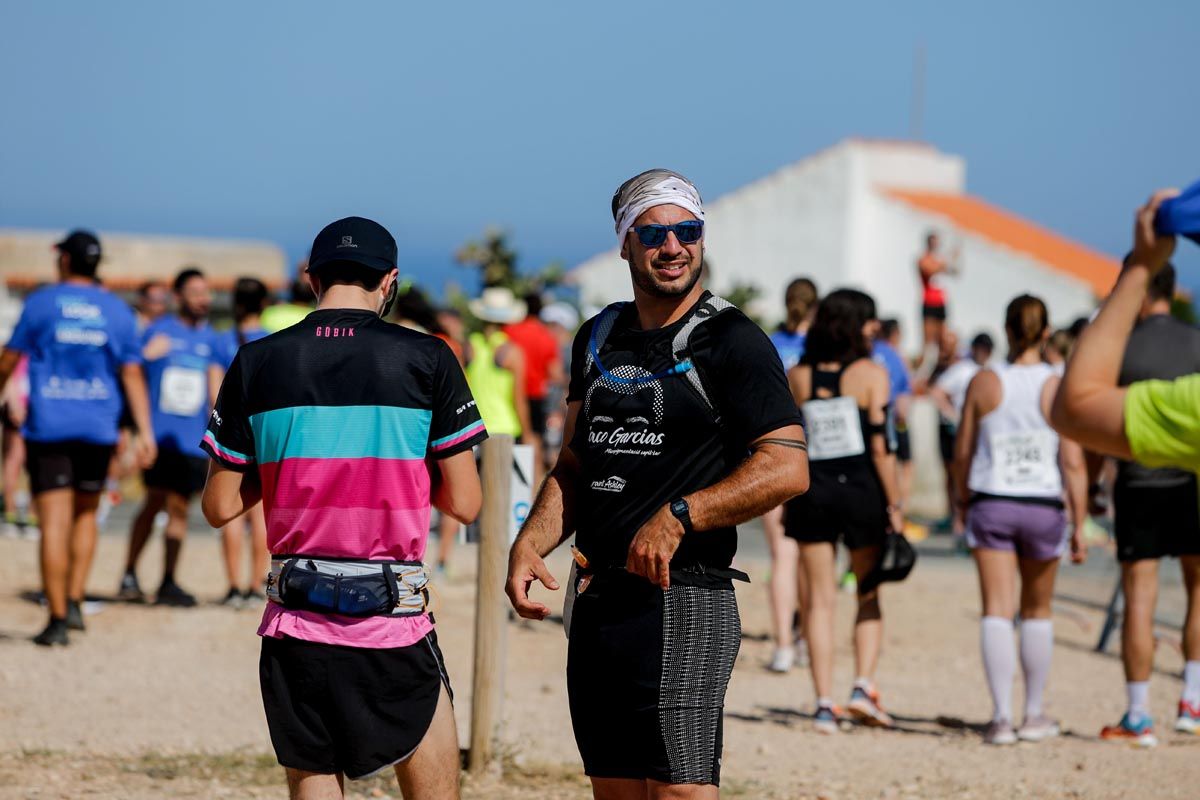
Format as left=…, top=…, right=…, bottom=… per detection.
left=954, top=295, right=1088, bottom=746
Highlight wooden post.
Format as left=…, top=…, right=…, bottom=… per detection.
left=468, top=434, right=512, bottom=773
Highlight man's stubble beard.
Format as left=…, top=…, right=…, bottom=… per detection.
left=628, top=254, right=704, bottom=299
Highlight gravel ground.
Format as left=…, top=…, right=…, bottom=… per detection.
left=0, top=518, right=1196, bottom=799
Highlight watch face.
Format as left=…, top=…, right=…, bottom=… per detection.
left=671, top=499, right=688, bottom=516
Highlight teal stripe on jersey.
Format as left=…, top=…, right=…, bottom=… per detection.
left=250, top=405, right=432, bottom=464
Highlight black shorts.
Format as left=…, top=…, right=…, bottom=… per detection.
left=784, top=466, right=887, bottom=550
left=567, top=571, right=740, bottom=786
left=143, top=450, right=209, bottom=497
left=1114, top=481, right=1200, bottom=562
left=25, top=439, right=115, bottom=496
left=260, top=632, right=451, bottom=779
left=895, top=429, right=912, bottom=463
left=938, top=422, right=956, bottom=465
left=922, top=304, right=947, bottom=321
left=529, top=396, right=550, bottom=438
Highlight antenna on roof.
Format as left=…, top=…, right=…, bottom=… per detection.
left=910, top=42, right=926, bottom=141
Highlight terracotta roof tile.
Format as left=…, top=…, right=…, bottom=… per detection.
left=885, top=190, right=1118, bottom=296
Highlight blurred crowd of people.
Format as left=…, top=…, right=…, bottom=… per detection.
left=4, top=213, right=1198, bottom=746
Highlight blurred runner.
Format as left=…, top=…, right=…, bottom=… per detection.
left=539, top=301, right=579, bottom=472
left=785, top=289, right=902, bottom=733
left=214, top=278, right=270, bottom=608
left=1, top=354, right=32, bottom=537
left=932, top=332, right=993, bottom=535
left=955, top=295, right=1087, bottom=745
left=135, top=281, right=170, bottom=332
left=466, top=287, right=530, bottom=443
left=0, top=230, right=154, bottom=645
left=1089, top=262, right=1200, bottom=745
left=260, top=271, right=315, bottom=333
left=504, top=291, right=564, bottom=483
left=507, top=169, right=807, bottom=798
left=874, top=318, right=914, bottom=518
left=916, top=231, right=960, bottom=376
left=1053, top=188, right=1200, bottom=740
left=120, top=268, right=222, bottom=606
left=763, top=277, right=819, bottom=672
left=201, top=216, right=485, bottom=798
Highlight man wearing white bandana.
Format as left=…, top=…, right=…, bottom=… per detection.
left=507, top=169, right=809, bottom=798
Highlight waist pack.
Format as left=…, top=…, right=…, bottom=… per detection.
left=266, top=557, right=430, bottom=618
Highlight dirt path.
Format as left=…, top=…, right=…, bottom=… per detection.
left=1, top=531, right=1196, bottom=798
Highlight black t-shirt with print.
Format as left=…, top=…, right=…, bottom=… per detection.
left=566, top=293, right=802, bottom=572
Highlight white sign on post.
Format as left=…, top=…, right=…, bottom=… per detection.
left=510, top=444, right=534, bottom=543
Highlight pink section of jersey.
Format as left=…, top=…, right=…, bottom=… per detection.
left=260, top=457, right=430, bottom=512
left=256, top=456, right=435, bottom=648
left=258, top=602, right=434, bottom=649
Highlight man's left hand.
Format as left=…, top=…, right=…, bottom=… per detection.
left=626, top=505, right=686, bottom=590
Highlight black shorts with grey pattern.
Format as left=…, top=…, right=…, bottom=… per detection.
left=565, top=569, right=741, bottom=785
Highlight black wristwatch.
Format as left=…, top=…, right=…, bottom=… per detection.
left=669, top=498, right=694, bottom=535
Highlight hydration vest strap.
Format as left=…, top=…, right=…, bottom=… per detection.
left=585, top=295, right=735, bottom=415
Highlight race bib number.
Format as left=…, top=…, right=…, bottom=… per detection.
left=802, top=397, right=865, bottom=461
left=991, top=430, right=1058, bottom=494
left=159, top=366, right=206, bottom=417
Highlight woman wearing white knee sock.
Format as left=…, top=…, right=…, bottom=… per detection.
left=955, top=294, right=1089, bottom=744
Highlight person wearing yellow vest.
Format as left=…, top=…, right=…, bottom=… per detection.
left=467, top=287, right=530, bottom=441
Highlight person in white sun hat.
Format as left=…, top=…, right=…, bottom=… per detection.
left=466, top=287, right=531, bottom=442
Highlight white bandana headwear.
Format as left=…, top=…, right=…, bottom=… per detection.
left=612, top=169, right=704, bottom=247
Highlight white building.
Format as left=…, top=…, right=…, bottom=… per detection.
left=570, top=139, right=1117, bottom=354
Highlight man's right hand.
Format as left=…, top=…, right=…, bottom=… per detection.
left=135, top=435, right=157, bottom=470
left=505, top=539, right=559, bottom=620
left=1130, top=189, right=1180, bottom=277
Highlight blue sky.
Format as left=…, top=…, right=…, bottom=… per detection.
left=2, top=1, right=1197, bottom=297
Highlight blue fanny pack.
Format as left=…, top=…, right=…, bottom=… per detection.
left=268, top=557, right=430, bottom=618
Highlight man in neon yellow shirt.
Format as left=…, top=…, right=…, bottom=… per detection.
left=1052, top=187, right=1200, bottom=739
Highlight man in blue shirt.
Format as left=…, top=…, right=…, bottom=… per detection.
left=873, top=319, right=914, bottom=511
left=0, top=231, right=155, bottom=646
left=119, top=268, right=222, bottom=606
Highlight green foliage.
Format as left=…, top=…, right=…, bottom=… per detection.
left=723, top=281, right=765, bottom=327
left=1171, top=295, right=1198, bottom=325
left=455, top=227, right=565, bottom=296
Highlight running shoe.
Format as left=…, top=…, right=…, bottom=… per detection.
left=155, top=580, right=197, bottom=608
left=33, top=618, right=68, bottom=647
left=1017, top=714, right=1060, bottom=742
left=1175, top=699, right=1200, bottom=734
left=847, top=685, right=894, bottom=728
left=118, top=571, right=146, bottom=603
left=1100, top=712, right=1158, bottom=747
left=813, top=704, right=842, bottom=735
left=983, top=719, right=1017, bottom=745
left=839, top=569, right=857, bottom=594
left=767, top=646, right=794, bottom=673
left=65, top=600, right=86, bottom=632
left=242, top=587, right=265, bottom=606
left=794, top=637, right=810, bottom=668
left=220, top=587, right=244, bottom=609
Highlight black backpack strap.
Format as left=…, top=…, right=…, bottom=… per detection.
left=671, top=295, right=736, bottom=421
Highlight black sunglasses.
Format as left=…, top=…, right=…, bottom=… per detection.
left=633, top=220, right=704, bottom=248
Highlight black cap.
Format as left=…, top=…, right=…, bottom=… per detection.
left=307, top=217, right=397, bottom=275
left=55, top=230, right=102, bottom=270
